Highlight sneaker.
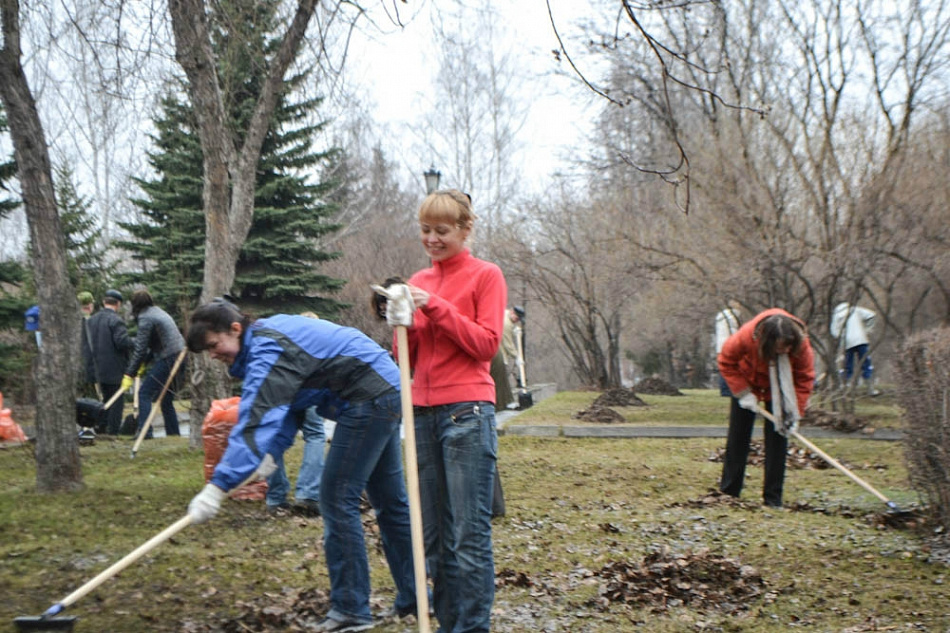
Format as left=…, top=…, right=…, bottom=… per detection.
left=266, top=502, right=292, bottom=516
left=314, top=616, right=374, bottom=632
left=292, top=498, right=321, bottom=517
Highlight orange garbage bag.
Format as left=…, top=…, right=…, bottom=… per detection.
left=202, top=397, right=267, bottom=501
left=0, top=408, right=28, bottom=444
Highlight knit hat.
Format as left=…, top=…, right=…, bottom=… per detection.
left=104, top=289, right=123, bottom=302
left=77, top=291, right=94, bottom=306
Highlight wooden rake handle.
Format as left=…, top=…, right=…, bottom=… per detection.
left=131, top=349, right=187, bottom=456
left=757, top=405, right=893, bottom=505
left=102, top=384, right=126, bottom=411
left=396, top=325, right=432, bottom=633
left=49, top=469, right=264, bottom=615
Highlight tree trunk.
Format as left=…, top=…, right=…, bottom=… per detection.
left=0, top=0, right=83, bottom=491
left=166, top=0, right=319, bottom=445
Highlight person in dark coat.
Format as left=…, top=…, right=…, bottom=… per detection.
left=82, top=290, right=133, bottom=434
left=122, top=289, right=186, bottom=437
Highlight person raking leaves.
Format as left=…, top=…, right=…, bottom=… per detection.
left=185, top=298, right=418, bottom=633
left=717, top=308, right=815, bottom=508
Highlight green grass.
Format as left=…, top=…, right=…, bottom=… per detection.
left=1, top=390, right=944, bottom=632
left=513, top=387, right=906, bottom=429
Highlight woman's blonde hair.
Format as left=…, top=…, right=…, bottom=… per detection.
left=418, top=189, right=476, bottom=230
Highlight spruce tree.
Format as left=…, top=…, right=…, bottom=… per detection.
left=119, top=0, right=345, bottom=320
left=55, top=163, right=112, bottom=298
left=117, top=92, right=206, bottom=319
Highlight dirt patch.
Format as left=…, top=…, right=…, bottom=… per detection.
left=635, top=377, right=684, bottom=396
left=592, top=388, right=648, bottom=407
left=707, top=441, right=857, bottom=470
left=589, top=549, right=766, bottom=614
left=802, top=407, right=869, bottom=433
left=573, top=405, right=627, bottom=423
left=670, top=489, right=764, bottom=511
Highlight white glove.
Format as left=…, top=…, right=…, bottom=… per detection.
left=254, top=454, right=277, bottom=480
left=781, top=418, right=799, bottom=436
left=737, top=392, right=759, bottom=412
left=188, top=484, right=227, bottom=524
left=371, top=283, right=415, bottom=327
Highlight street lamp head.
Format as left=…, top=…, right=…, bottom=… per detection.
left=423, top=165, right=442, bottom=194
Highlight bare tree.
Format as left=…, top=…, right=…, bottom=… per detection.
left=414, top=1, right=527, bottom=235
left=564, top=0, right=950, bottom=395
left=0, top=0, right=82, bottom=492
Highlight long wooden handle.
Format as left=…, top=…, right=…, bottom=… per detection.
left=102, top=383, right=126, bottom=411
left=131, top=350, right=187, bottom=455
left=396, top=326, right=431, bottom=633
left=58, top=514, right=193, bottom=609
left=757, top=405, right=893, bottom=504
left=52, top=468, right=263, bottom=614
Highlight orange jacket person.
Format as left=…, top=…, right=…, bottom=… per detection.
left=718, top=308, right=815, bottom=507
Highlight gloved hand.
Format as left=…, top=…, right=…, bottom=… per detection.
left=188, top=484, right=227, bottom=524
left=737, top=392, right=759, bottom=412
left=781, top=418, right=799, bottom=436
left=370, top=283, right=415, bottom=328
left=137, top=364, right=147, bottom=377
left=120, top=375, right=135, bottom=392
left=254, top=454, right=278, bottom=481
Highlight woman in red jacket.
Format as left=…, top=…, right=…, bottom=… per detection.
left=401, top=189, right=506, bottom=633
left=718, top=308, right=815, bottom=507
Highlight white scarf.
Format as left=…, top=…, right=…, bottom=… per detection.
left=768, top=354, right=800, bottom=436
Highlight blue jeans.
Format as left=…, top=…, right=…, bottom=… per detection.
left=414, top=402, right=497, bottom=633
left=266, top=407, right=326, bottom=506
left=844, top=344, right=873, bottom=381
left=138, top=354, right=183, bottom=437
left=320, top=391, right=416, bottom=624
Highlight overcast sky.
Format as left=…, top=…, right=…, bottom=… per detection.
left=345, top=0, right=600, bottom=191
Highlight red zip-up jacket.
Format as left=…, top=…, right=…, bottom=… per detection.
left=718, top=308, right=815, bottom=415
left=402, top=249, right=507, bottom=407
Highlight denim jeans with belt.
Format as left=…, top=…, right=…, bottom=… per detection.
left=414, top=401, right=497, bottom=633
left=137, top=353, right=183, bottom=437
left=266, top=407, right=326, bottom=506
left=319, top=390, right=416, bottom=625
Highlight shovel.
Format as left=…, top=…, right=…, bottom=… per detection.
left=514, top=325, right=532, bottom=410
left=131, top=350, right=187, bottom=458
left=14, top=470, right=262, bottom=632
left=395, top=324, right=432, bottom=633
left=757, top=405, right=910, bottom=515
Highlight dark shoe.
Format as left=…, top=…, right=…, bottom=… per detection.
left=314, top=616, right=374, bottom=632
left=266, top=502, right=292, bottom=516
left=292, top=498, right=321, bottom=517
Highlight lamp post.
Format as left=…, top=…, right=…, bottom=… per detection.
left=423, top=165, right=441, bottom=194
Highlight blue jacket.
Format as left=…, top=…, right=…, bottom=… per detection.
left=211, top=314, right=400, bottom=491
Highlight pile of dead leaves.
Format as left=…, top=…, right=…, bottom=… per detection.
left=635, top=378, right=684, bottom=396
left=592, top=388, right=648, bottom=407
left=590, top=550, right=766, bottom=614
left=573, top=405, right=627, bottom=423
left=802, top=408, right=869, bottom=433
left=707, top=441, right=852, bottom=470
left=180, top=587, right=330, bottom=632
